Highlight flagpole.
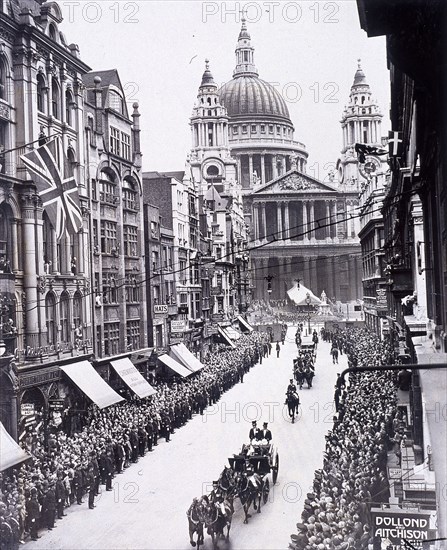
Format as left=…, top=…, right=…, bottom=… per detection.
left=0, top=131, right=63, bottom=156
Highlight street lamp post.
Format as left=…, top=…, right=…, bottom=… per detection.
left=305, top=292, right=311, bottom=335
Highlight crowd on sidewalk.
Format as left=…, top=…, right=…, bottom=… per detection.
left=290, top=327, right=401, bottom=550
left=0, top=331, right=268, bottom=548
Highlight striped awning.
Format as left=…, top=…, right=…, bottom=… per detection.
left=158, top=354, right=193, bottom=378
left=110, top=358, right=156, bottom=399
left=60, top=361, right=124, bottom=409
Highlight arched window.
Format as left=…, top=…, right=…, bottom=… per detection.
left=49, top=24, right=57, bottom=42
left=52, top=78, right=61, bottom=119
left=108, top=90, right=123, bottom=114
left=73, top=291, right=83, bottom=330
left=123, top=177, right=137, bottom=210
left=0, top=58, right=7, bottom=101
left=0, top=206, right=11, bottom=271
left=60, top=291, right=70, bottom=343
left=65, top=90, right=74, bottom=126
left=99, top=169, right=117, bottom=204
left=42, top=212, right=55, bottom=271
left=36, top=74, right=46, bottom=113
left=45, top=293, right=57, bottom=345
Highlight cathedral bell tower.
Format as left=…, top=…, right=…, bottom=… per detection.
left=337, top=60, right=385, bottom=189
left=188, top=60, right=237, bottom=196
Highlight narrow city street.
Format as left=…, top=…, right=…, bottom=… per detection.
left=26, top=328, right=347, bottom=550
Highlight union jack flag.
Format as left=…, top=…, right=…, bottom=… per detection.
left=21, top=137, right=82, bottom=241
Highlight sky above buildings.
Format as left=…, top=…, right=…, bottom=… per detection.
left=59, top=1, right=390, bottom=178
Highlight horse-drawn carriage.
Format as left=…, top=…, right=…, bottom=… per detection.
left=227, top=442, right=279, bottom=523
left=187, top=442, right=280, bottom=548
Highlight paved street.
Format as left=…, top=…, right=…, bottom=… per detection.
left=26, top=327, right=347, bottom=550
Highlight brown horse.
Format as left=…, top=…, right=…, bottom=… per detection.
left=203, top=498, right=234, bottom=549
left=187, top=498, right=205, bottom=548
left=235, top=470, right=263, bottom=524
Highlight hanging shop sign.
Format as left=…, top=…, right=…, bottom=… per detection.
left=371, top=508, right=433, bottom=549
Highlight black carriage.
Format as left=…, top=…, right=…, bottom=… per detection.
left=228, top=444, right=279, bottom=504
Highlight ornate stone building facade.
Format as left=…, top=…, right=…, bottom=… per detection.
left=0, top=0, right=92, bottom=439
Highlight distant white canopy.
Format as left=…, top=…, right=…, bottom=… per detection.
left=287, top=282, right=322, bottom=306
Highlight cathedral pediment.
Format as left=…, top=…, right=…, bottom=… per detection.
left=251, top=170, right=338, bottom=195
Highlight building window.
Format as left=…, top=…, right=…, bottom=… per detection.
left=60, top=291, right=70, bottom=343
left=125, top=273, right=140, bottom=303
left=102, top=272, right=118, bottom=304
left=276, top=125, right=281, bottom=134
left=108, top=90, right=124, bottom=114
left=126, top=320, right=140, bottom=351
left=99, top=170, right=117, bottom=204
left=110, top=126, right=121, bottom=156
left=153, top=285, right=160, bottom=305
left=52, top=78, right=61, bottom=119
left=100, top=220, right=117, bottom=254
left=104, top=322, right=120, bottom=356
left=73, top=291, right=83, bottom=331
left=123, top=178, right=137, bottom=210
left=251, top=125, right=257, bottom=133
left=269, top=125, right=273, bottom=133
left=123, top=225, right=138, bottom=256
left=151, top=250, right=159, bottom=271
left=150, top=221, right=159, bottom=239
left=242, top=125, right=247, bottom=134
left=179, top=259, right=187, bottom=285
left=45, top=293, right=57, bottom=345
left=121, top=131, right=131, bottom=160
left=232, top=126, right=238, bottom=135
left=261, top=125, right=265, bottom=133
left=36, top=74, right=46, bottom=113
left=65, top=90, right=74, bottom=126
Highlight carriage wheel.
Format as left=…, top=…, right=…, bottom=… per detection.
left=273, top=455, right=279, bottom=484
left=262, top=478, right=270, bottom=504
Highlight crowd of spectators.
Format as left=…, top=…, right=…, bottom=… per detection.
left=0, top=331, right=268, bottom=548
left=290, top=327, right=402, bottom=550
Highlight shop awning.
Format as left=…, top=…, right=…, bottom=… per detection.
left=158, top=354, right=193, bottom=378
left=237, top=315, right=254, bottom=332
left=1, top=422, right=30, bottom=471
left=217, top=326, right=236, bottom=348
left=60, top=361, right=124, bottom=409
left=110, top=358, right=156, bottom=399
left=170, top=343, right=205, bottom=372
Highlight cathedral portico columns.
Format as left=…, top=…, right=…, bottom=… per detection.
left=261, top=202, right=267, bottom=241
left=260, top=154, right=265, bottom=184
left=303, top=257, right=310, bottom=287
left=272, top=155, right=278, bottom=179
left=303, top=201, right=310, bottom=241
left=309, top=200, right=315, bottom=241
left=325, top=200, right=331, bottom=240
left=284, top=201, right=290, bottom=240
left=331, top=200, right=338, bottom=241
left=253, top=203, right=259, bottom=241
left=249, top=155, right=254, bottom=186
left=277, top=202, right=283, bottom=239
